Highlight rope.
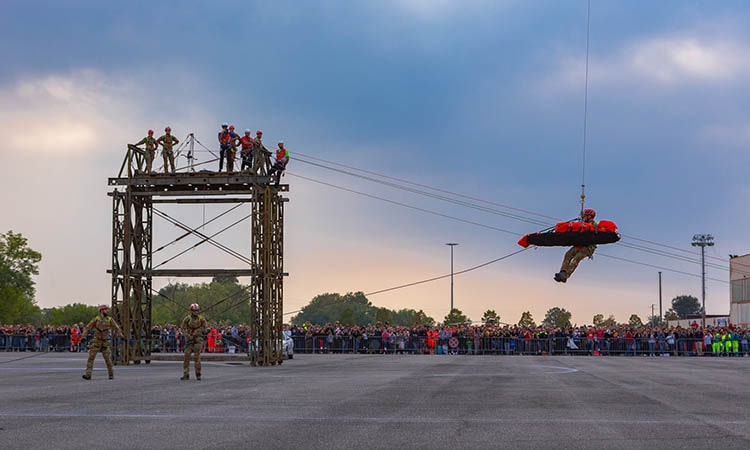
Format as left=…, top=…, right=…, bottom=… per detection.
left=580, top=0, right=591, bottom=216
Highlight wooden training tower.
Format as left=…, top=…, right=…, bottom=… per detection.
left=107, top=144, right=287, bottom=366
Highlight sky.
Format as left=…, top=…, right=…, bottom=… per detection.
left=2, top=0, right=749, bottom=326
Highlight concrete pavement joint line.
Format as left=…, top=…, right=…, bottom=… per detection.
left=0, top=412, right=736, bottom=425
left=427, top=365, right=578, bottom=376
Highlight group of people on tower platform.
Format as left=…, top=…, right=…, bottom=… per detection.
left=133, top=127, right=179, bottom=174
left=131, top=123, right=290, bottom=185
left=217, top=123, right=289, bottom=185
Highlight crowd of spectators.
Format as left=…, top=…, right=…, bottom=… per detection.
left=286, top=322, right=750, bottom=357
left=3, top=322, right=748, bottom=357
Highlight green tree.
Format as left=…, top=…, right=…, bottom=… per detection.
left=482, top=309, right=500, bottom=324
left=292, top=292, right=377, bottom=326
left=374, top=307, right=393, bottom=325
left=413, top=309, right=435, bottom=326
left=543, top=307, right=572, bottom=328
left=152, top=279, right=252, bottom=325
left=670, top=295, right=701, bottom=319
left=602, top=315, right=618, bottom=327
left=628, top=314, right=643, bottom=327
left=664, top=310, right=679, bottom=321
left=444, top=308, right=469, bottom=325
left=0, top=231, right=42, bottom=324
left=592, top=314, right=604, bottom=326
left=46, top=303, right=99, bottom=325
left=518, top=311, right=536, bottom=328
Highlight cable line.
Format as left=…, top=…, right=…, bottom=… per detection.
left=365, top=248, right=530, bottom=296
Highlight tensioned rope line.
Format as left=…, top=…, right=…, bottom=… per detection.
left=287, top=171, right=736, bottom=282
left=579, top=0, right=591, bottom=215
left=288, top=173, right=523, bottom=236
left=291, top=154, right=745, bottom=275
left=365, top=248, right=531, bottom=296
left=597, top=253, right=728, bottom=284
left=293, top=152, right=558, bottom=222
left=288, top=165, right=730, bottom=273
left=294, top=157, right=550, bottom=227
left=153, top=203, right=245, bottom=254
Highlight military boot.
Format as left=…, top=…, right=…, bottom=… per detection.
left=180, top=374, right=189, bottom=380
left=82, top=374, right=91, bottom=380
left=196, top=373, right=201, bottom=381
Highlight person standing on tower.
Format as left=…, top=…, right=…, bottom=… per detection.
left=133, top=129, right=158, bottom=173
left=267, top=141, right=290, bottom=186
left=157, top=126, right=179, bottom=174
left=239, top=129, right=254, bottom=172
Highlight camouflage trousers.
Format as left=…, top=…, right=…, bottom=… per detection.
left=162, top=150, right=175, bottom=173
left=85, top=340, right=113, bottom=377
left=560, top=246, right=595, bottom=277
left=183, top=338, right=203, bottom=376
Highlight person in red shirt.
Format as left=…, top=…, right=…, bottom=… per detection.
left=239, top=129, right=254, bottom=172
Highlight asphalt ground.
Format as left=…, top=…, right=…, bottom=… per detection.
left=0, top=352, right=748, bottom=450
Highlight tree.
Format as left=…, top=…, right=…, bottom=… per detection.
left=518, top=311, right=536, bottom=328
left=592, top=314, right=604, bottom=326
left=46, top=303, right=98, bottom=325
left=543, top=307, right=572, bottom=328
left=670, top=295, right=701, bottom=319
left=412, top=309, right=435, bottom=326
left=602, top=315, right=618, bottom=328
left=628, top=314, right=643, bottom=327
left=481, top=309, right=500, bottom=324
left=0, top=231, right=42, bottom=324
left=152, top=279, right=252, bottom=325
left=664, top=310, right=679, bottom=321
left=444, top=308, right=469, bottom=325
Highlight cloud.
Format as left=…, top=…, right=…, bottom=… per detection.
left=627, top=37, right=749, bottom=83
left=0, top=70, right=139, bottom=154
left=540, top=33, right=750, bottom=95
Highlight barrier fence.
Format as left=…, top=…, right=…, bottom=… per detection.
left=289, top=335, right=750, bottom=357
left=2, top=332, right=748, bottom=357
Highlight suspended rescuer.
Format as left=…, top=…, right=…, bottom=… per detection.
left=81, top=305, right=123, bottom=380
left=180, top=303, right=209, bottom=380
left=133, top=129, right=158, bottom=173
left=157, top=126, right=179, bottom=173
left=554, top=208, right=597, bottom=283
left=268, top=141, right=290, bottom=186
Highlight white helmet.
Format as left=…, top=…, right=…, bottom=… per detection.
left=278, top=141, right=284, bottom=145
left=245, top=129, right=251, bottom=134
left=189, top=303, right=200, bottom=312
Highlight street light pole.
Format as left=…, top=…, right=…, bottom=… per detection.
left=692, top=234, right=714, bottom=327
left=446, top=243, right=458, bottom=312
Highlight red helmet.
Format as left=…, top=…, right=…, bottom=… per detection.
left=229, top=125, right=235, bottom=130
left=99, top=305, right=110, bottom=312
left=148, top=129, right=154, bottom=135
left=583, top=208, right=596, bottom=218
left=189, top=303, right=200, bottom=312
left=256, top=130, right=263, bottom=135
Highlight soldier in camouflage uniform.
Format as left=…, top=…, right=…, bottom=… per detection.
left=133, top=129, right=158, bottom=173
left=81, top=305, right=123, bottom=380
left=157, top=126, right=180, bottom=174
left=180, top=303, right=209, bottom=380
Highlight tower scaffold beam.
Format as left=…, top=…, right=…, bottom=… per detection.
left=108, top=142, right=289, bottom=366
